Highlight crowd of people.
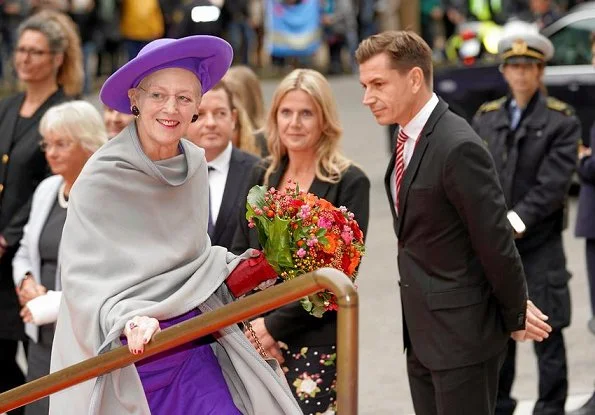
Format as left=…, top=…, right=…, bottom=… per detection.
left=0, top=2, right=593, bottom=415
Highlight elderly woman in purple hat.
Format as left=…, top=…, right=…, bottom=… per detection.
left=49, top=36, right=301, bottom=415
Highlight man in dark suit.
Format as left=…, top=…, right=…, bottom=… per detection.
left=473, top=23, right=580, bottom=415
left=186, top=80, right=259, bottom=249
left=355, top=30, right=552, bottom=415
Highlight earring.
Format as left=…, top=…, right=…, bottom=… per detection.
left=131, top=105, right=140, bottom=117
left=191, top=114, right=198, bottom=123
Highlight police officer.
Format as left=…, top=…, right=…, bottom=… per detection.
left=472, top=22, right=581, bottom=415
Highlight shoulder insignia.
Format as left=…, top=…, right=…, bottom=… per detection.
left=546, top=97, right=575, bottom=116
left=477, top=97, right=506, bottom=114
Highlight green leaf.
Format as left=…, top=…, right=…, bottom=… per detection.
left=315, top=228, right=327, bottom=238
left=301, top=297, right=313, bottom=312
left=263, top=217, right=294, bottom=270
left=246, top=185, right=267, bottom=216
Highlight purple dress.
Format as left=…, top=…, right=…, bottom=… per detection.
left=130, top=309, right=242, bottom=414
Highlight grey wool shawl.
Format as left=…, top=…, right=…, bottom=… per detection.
left=49, top=123, right=301, bottom=415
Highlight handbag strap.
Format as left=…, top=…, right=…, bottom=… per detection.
left=243, top=320, right=269, bottom=359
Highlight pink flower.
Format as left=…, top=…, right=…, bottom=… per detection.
left=341, top=226, right=353, bottom=244
left=297, top=248, right=307, bottom=258
left=317, top=217, right=332, bottom=229
left=307, top=237, right=318, bottom=247
left=254, top=208, right=263, bottom=215
left=248, top=220, right=255, bottom=229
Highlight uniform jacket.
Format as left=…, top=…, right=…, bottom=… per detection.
left=210, top=147, right=259, bottom=250
left=472, top=92, right=580, bottom=254
left=0, top=89, right=66, bottom=341
left=473, top=92, right=579, bottom=328
left=387, top=98, right=528, bottom=371
left=232, top=157, right=370, bottom=346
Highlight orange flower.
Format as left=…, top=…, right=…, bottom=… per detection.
left=323, top=234, right=339, bottom=253
left=346, top=251, right=361, bottom=275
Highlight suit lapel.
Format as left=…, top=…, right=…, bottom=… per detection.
left=397, top=99, right=449, bottom=237
left=213, top=149, right=244, bottom=242
left=0, top=94, right=25, bottom=158
left=385, top=148, right=398, bottom=225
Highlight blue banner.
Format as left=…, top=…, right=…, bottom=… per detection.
left=266, top=0, right=321, bottom=58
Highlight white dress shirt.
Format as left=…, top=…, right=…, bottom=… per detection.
left=391, top=93, right=439, bottom=206
left=207, top=142, right=232, bottom=223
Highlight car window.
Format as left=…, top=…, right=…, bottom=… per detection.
left=548, top=17, right=595, bottom=65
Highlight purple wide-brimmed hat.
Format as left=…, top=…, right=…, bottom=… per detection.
left=100, top=35, right=233, bottom=114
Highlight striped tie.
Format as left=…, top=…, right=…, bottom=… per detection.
left=395, top=129, right=409, bottom=211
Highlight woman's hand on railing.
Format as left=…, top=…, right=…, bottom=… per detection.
left=245, top=317, right=285, bottom=363
left=123, top=316, right=161, bottom=355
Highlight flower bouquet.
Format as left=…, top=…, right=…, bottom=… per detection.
left=246, top=181, right=365, bottom=317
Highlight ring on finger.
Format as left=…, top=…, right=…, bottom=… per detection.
left=128, top=321, right=139, bottom=331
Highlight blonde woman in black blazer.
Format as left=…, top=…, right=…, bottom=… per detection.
left=232, top=68, right=370, bottom=414
left=0, top=10, right=82, bottom=404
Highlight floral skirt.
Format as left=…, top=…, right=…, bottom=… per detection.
left=281, top=344, right=337, bottom=415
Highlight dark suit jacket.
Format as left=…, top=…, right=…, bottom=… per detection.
left=0, top=88, right=67, bottom=340
left=576, top=123, right=595, bottom=239
left=232, top=157, right=370, bottom=346
left=210, top=147, right=260, bottom=249
left=387, top=99, right=527, bottom=371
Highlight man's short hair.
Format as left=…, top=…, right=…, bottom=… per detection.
left=355, top=30, right=433, bottom=87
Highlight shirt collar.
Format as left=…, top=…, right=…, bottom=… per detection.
left=207, top=141, right=232, bottom=173
left=402, top=93, right=439, bottom=139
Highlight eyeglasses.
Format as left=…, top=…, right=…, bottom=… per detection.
left=39, top=139, right=73, bottom=152
left=137, top=86, right=196, bottom=107
left=15, top=47, right=53, bottom=58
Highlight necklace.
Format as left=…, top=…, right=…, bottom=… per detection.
left=58, top=183, right=68, bottom=209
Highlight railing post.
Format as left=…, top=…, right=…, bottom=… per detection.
left=0, top=268, right=359, bottom=414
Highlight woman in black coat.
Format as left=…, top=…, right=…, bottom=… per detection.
left=575, top=123, right=595, bottom=334
left=232, top=69, right=370, bottom=414
left=0, top=10, right=82, bottom=406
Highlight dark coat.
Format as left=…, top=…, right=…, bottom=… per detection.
left=575, top=123, right=595, bottom=239
left=388, top=99, right=528, bottom=372
left=232, top=157, right=370, bottom=346
left=0, top=89, right=67, bottom=341
left=473, top=92, right=579, bottom=329
left=210, top=147, right=260, bottom=249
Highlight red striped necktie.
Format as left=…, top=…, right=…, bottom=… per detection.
left=395, top=128, right=409, bottom=211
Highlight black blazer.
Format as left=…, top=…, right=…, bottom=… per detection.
left=0, top=89, right=67, bottom=340
left=232, top=157, right=370, bottom=346
left=387, top=99, right=527, bottom=371
left=210, top=147, right=260, bottom=249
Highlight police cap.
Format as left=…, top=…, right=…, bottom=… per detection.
left=497, top=21, right=554, bottom=64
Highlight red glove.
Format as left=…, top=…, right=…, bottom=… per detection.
left=225, top=250, right=278, bottom=298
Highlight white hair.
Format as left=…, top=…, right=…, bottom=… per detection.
left=39, top=100, right=108, bottom=152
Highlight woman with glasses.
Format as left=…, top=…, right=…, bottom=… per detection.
left=0, top=10, right=82, bottom=406
left=12, top=101, right=107, bottom=415
left=49, top=35, right=301, bottom=414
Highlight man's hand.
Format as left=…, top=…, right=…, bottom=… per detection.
left=511, top=300, right=552, bottom=342
left=579, top=144, right=592, bottom=160
left=244, top=317, right=285, bottom=363
left=123, top=316, right=161, bottom=355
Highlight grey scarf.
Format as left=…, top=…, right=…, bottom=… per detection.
left=49, top=123, right=301, bottom=414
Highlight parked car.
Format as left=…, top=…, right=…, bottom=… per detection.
left=434, top=2, right=595, bottom=145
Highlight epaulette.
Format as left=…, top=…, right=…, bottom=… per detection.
left=477, top=97, right=506, bottom=114
left=546, top=97, right=575, bottom=116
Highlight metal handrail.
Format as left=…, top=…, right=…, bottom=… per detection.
left=0, top=268, right=359, bottom=414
